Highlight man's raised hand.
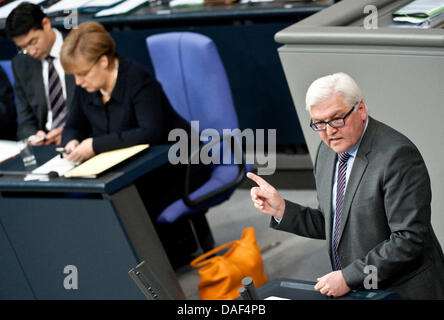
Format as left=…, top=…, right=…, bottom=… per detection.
left=247, top=172, right=285, bottom=220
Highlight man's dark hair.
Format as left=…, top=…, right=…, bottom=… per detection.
left=5, top=2, right=46, bottom=39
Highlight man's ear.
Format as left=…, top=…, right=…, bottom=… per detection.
left=358, top=100, right=367, bottom=120
left=41, top=17, right=51, bottom=30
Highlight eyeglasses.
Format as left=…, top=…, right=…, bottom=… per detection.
left=17, top=36, right=39, bottom=55
left=310, top=102, right=358, bottom=131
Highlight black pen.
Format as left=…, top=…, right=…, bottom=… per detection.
left=55, top=147, right=71, bottom=157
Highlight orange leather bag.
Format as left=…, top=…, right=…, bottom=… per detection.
left=190, top=227, right=268, bottom=300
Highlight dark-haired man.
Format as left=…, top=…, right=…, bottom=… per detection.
left=5, top=2, right=74, bottom=145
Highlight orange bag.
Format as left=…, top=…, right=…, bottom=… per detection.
left=190, top=227, right=268, bottom=300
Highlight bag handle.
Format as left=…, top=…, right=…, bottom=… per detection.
left=190, top=240, right=237, bottom=268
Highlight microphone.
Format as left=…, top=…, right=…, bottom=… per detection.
left=0, top=171, right=59, bottom=178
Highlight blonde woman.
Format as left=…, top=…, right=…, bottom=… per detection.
left=60, top=21, right=188, bottom=163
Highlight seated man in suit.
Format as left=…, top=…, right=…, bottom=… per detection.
left=0, top=66, right=17, bottom=141
left=5, top=2, right=74, bottom=145
left=248, top=72, right=444, bottom=299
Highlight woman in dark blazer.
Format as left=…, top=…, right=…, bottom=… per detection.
left=60, top=22, right=211, bottom=266
left=60, top=21, right=188, bottom=162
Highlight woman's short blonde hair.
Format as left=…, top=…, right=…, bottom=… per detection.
left=60, top=21, right=115, bottom=73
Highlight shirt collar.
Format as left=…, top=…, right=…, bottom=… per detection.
left=48, top=28, right=63, bottom=60
left=346, top=116, right=369, bottom=158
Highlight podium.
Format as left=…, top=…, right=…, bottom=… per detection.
left=258, top=278, right=401, bottom=300
left=0, top=145, right=184, bottom=299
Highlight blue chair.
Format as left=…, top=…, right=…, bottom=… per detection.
left=0, top=60, right=14, bottom=87
left=146, top=32, right=252, bottom=250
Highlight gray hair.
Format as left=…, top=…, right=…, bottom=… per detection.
left=305, top=72, right=364, bottom=113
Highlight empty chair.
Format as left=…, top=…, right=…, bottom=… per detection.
left=146, top=32, right=252, bottom=256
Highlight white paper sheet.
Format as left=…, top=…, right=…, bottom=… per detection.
left=95, top=0, right=148, bottom=17
left=394, top=0, right=444, bottom=17
left=0, top=140, right=20, bottom=164
left=44, top=0, right=90, bottom=14
left=44, top=0, right=123, bottom=15
left=32, top=154, right=76, bottom=175
left=264, top=296, right=290, bottom=300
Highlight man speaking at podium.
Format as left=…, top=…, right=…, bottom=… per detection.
left=248, top=72, right=444, bottom=299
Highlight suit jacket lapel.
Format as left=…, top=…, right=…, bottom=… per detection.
left=337, top=117, right=376, bottom=246
left=30, top=59, right=48, bottom=124
left=318, top=145, right=336, bottom=257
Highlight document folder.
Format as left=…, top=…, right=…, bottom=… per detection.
left=64, top=144, right=149, bottom=178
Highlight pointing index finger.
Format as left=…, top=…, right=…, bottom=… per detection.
left=246, top=172, right=271, bottom=188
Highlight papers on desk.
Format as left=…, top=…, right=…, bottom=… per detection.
left=44, top=0, right=123, bottom=15
left=25, top=155, right=75, bottom=181
left=240, top=0, right=273, bottom=3
left=393, top=0, right=444, bottom=27
left=44, top=0, right=89, bottom=14
left=0, top=139, right=20, bottom=164
left=169, top=0, right=204, bottom=8
left=64, top=144, right=149, bottom=178
left=0, top=0, right=45, bottom=19
left=95, top=0, right=149, bottom=17
left=264, top=296, right=290, bottom=300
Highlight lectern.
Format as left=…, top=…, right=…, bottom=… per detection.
left=0, top=145, right=185, bottom=299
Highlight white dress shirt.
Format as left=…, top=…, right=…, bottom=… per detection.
left=41, top=28, right=67, bottom=131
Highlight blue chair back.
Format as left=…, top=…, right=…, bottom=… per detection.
left=0, top=60, right=14, bottom=87
left=147, top=32, right=249, bottom=224
left=147, top=32, right=239, bottom=135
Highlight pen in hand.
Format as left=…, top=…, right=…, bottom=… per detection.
left=56, top=147, right=71, bottom=158
left=55, top=147, right=78, bottom=167
left=28, top=135, right=45, bottom=144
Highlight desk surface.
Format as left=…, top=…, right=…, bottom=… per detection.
left=89, top=0, right=332, bottom=26
left=0, top=1, right=333, bottom=29
left=0, top=144, right=170, bottom=194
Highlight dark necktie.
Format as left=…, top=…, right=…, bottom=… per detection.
left=332, top=151, right=350, bottom=271
left=46, top=56, right=67, bottom=129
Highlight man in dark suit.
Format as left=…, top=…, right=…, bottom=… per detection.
left=5, top=2, right=74, bottom=145
left=0, top=65, right=17, bottom=141
left=248, top=72, right=444, bottom=299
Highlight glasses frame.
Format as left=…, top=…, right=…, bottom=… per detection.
left=17, top=36, right=40, bottom=55
left=310, top=102, right=358, bottom=131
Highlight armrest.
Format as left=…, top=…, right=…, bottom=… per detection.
left=183, top=134, right=247, bottom=208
